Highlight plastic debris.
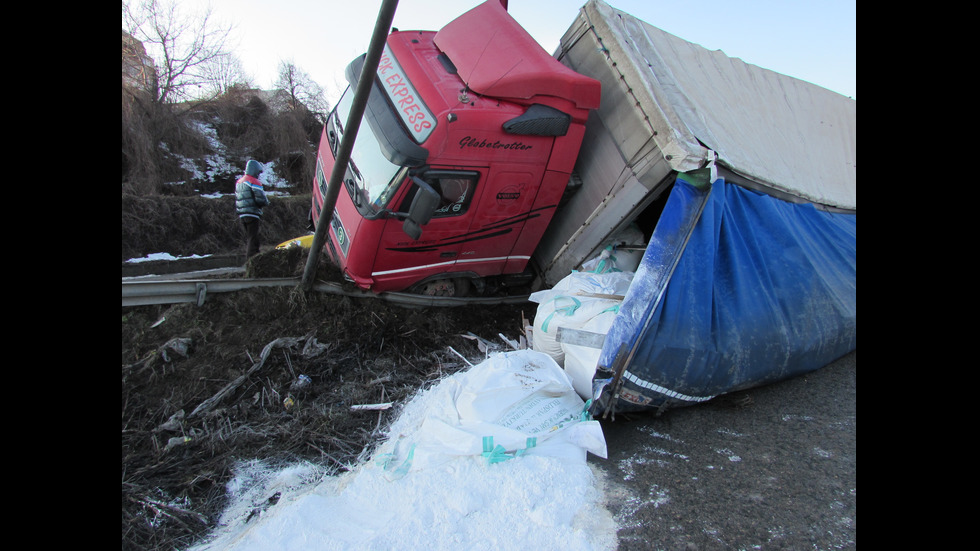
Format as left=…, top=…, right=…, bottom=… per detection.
left=290, top=374, right=312, bottom=392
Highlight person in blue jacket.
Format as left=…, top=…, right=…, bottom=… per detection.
left=235, top=160, right=270, bottom=259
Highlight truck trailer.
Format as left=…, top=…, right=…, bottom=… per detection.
left=309, top=0, right=856, bottom=415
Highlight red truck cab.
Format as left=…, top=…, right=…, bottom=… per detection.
left=310, top=0, right=599, bottom=295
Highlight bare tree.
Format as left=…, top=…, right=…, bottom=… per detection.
left=200, top=53, right=254, bottom=98
left=274, top=60, right=330, bottom=123
left=122, top=0, right=234, bottom=104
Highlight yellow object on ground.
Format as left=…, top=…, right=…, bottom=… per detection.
left=275, top=234, right=315, bottom=249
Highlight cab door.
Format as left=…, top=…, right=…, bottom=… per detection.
left=373, top=169, right=484, bottom=289
left=465, top=165, right=541, bottom=265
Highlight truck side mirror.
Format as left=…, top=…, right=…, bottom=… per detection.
left=403, top=177, right=440, bottom=240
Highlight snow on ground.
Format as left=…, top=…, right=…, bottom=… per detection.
left=125, top=120, right=299, bottom=265
left=164, top=119, right=293, bottom=198
left=126, top=252, right=213, bottom=263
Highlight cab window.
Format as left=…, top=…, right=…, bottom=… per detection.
left=402, top=170, right=478, bottom=218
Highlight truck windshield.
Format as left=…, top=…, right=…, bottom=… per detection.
left=331, top=86, right=405, bottom=215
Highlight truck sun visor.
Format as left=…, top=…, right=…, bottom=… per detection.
left=503, top=104, right=571, bottom=136
left=346, top=54, right=429, bottom=167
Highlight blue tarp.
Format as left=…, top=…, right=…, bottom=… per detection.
left=591, top=176, right=856, bottom=415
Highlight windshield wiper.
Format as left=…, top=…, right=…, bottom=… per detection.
left=349, top=159, right=363, bottom=183
left=344, top=175, right=362, bottom=208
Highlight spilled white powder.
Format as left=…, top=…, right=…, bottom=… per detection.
left=189, top=353, right=618, bottom=551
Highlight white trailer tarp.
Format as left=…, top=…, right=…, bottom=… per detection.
left=565, top=0, right=856, bottom=210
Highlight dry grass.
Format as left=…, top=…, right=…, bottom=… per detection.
left=121, top=260, right=529, bottom=550
left=122, top=85, right=320, bottom=199
left=121, top=193, right=313, bottom=262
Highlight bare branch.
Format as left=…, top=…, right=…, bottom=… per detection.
left=274, top=60, right=330, bottom=122
left=200, top=53, right=254, bottom=97
left=122, top=0, right=235, bottom=104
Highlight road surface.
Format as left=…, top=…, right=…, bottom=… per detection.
left=591, top=351, right=856, bottom=550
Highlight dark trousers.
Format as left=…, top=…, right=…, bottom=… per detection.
left=242, top=217, right=261, bottom=259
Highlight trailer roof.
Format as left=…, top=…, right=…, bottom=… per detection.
left=433, top=0, right=600, bottom=110
left=571, top=0, right=856, bottom=210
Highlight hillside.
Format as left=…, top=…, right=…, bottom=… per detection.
left=123, top=82, right=327, bottom=262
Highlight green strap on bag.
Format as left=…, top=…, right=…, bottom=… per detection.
left=378, top=443, right=416, bottom=479
left=481, top=436, right=538, bottom=465
left=541, top=296, right=581, bottom=333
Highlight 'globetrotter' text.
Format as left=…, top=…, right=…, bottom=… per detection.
left=459, top=136, right=534, bottom=151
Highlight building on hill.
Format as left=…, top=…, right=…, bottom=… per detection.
left=122, top=30, right=157, bottom=96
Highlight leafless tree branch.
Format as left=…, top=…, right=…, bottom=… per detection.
left=275, top=60, right=330, bottom=124
left=123, top=0, right=235, bottom=104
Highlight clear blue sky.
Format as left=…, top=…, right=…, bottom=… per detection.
left=181, top=0, right=856, bottom=105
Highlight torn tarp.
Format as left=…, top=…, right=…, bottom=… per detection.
left=592, top=176, right=856, bottom=415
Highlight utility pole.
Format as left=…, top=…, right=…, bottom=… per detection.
left=300, top=0, right=400, bottom=291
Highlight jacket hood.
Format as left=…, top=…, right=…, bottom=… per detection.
left=245, top=160, right=263, bottom=177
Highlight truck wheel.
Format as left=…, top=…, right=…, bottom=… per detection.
left=416, top=277, right=471, bottom=297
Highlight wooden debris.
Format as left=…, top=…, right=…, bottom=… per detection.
left=154, top=409, right=185, bottom=432
left=189, top=336, right=305, bottom=418
left=122, top=337, right=193, bottom=371
left=498, top=333, right=520, bottom=350
left=131, top=494, right=208, bottom=527
left=461, top=332, right=496, bottom=353
left=300, top=334, right=331, bottom=358
left=164, top=435, right=192, bottom=452
left=350, top=402, right=394, bottom=411
left=447, top=346, right=473, bottom=366
left=571, top=292, right=625, bottom=301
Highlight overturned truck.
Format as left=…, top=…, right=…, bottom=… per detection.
left=309, top=0, right=856, bottom=416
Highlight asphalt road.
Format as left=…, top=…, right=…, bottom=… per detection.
left=590, top=351, right=856, bottom=550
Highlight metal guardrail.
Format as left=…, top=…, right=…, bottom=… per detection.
left=122, top=277, right=531, bottom=308
left=122, top=278, right=300, bottom=307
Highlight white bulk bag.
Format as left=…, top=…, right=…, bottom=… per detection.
left=561, top=307, right=620, bottom=401
left=377, top=350, right=607, bottom=478
left=529, top=271, right=633, bottom=366
left=579, top=224, right=646, bottom=274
